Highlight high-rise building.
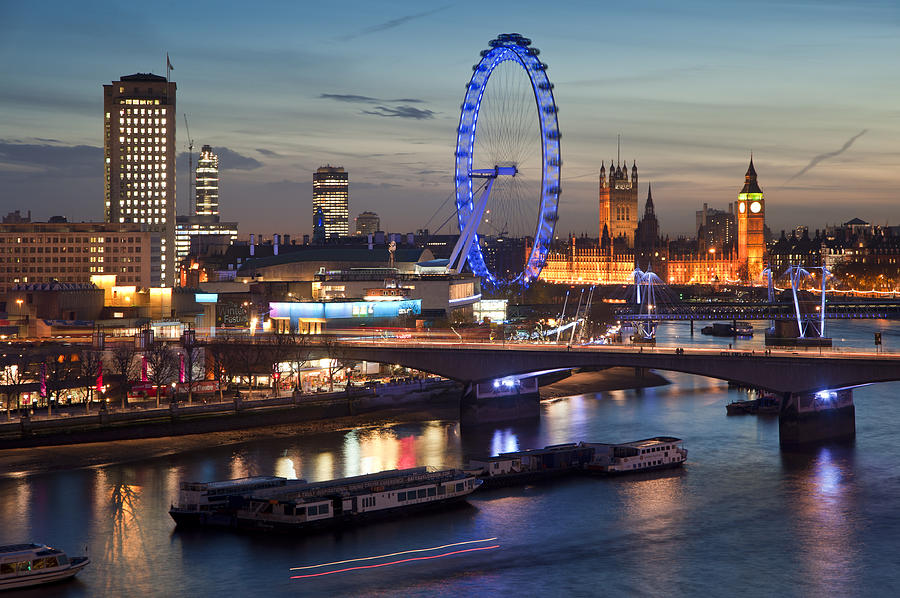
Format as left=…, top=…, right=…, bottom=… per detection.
left=736, top=157, right=766, bottom=280
left=195, top=145, right=219, bottom=216
left=313, top=166, right=349, bottom=238
left=697, top=203, right=736, bottom=253
left=103, top=73, right=176, bottom=286
left=599, top=160, right=639, bottom=247
left=355, top=211, right=380, bottom=236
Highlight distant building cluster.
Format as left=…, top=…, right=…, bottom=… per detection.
left=541, top=158, right=767, bottom=284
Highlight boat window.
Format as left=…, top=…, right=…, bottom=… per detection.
left=428, top=487, right=436, bottom=497
left=417, top=489, right=427, bottom=499
left=16, top=561, right=32, bottom=572
left=320, top=504, right=329, bottom=513
left=456, top=483, right=463, bottom=492
left=437, top=486, right=446, bottom=495
left=398, top=492, right=406, bottom=501
left=296, top=507, right=306, bottom=515
left=32, top=557, right=58, bottom=569
left=1, top=563, right=15, bottom=575
left=57, top=554, right=69, bottom=565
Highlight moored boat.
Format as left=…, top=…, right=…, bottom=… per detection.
left=466, top=443, right=595, bottom=488
left=583, top=437, right=687, bottom=474
left=169, top=466, right=480, bottom=533
left=0, top=544, right=89, bottom=591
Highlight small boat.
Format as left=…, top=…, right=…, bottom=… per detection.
left=0, top=543, right=89, bottom=591
left=170, top=467, right=481, bottom=533
left=726, top=394, right=781, bottom=415
left=583, top=437, right=687, bottom=474
left=701, top=322, right=753, bottom=337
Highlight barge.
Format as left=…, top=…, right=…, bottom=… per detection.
left=584, top=437, right=687, bottom=474
left=468, top=437, right=688, bottom=486
left=169, top=466, right=480, bottom=533
left=466, top=442, right=595, bottom=488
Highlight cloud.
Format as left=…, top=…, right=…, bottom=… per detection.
left=0, top=140, right=101, bottom=177
left=784, top=129, right=868, bottom=183
left=339, top=5, right=451, bottom=41
left=361, top=105, right=436, bottom=120
left=255, top=148, right=280, bottom=157
left=178, top=147, right=263, bottom=171
left=319, top=93, right=424, bottom=104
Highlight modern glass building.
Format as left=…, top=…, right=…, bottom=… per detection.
left=195, top=145, right=219, bottom=216
left=313, top=166, right=349, bottom=238
left=103, top=73, right=176, bottom=286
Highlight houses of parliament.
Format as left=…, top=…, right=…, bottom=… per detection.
left=539, top=157, right=767, bottom=285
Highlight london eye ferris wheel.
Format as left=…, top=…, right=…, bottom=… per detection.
left=448, top=33, right=561, bottom=289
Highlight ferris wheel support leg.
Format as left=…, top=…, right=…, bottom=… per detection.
left=447, top=178, right=495, bottom=274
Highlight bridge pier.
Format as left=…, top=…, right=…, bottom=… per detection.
left=459, top=378, right=540, bottom=426
left=779, top=389, right=855, bottom=447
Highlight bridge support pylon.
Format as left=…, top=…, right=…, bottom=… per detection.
left=779, top=389, right=855, bottom=447
left=460, top=378, right=540, bottom=425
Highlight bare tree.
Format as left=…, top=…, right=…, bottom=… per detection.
left=79, top=349, right=103, bottom=414
left=269, top=332, right=310, bottom=396
left=144, top=342, right=178, bottom=408
left=110, top=343, right=138, bottom=410
left=321, top=337, right=356, bottom=392
left=180, top=343, right=202, bottom=404
left=2, top=349, right=33, bottom=420
left=206, top=340, right=239, bottom=402
left=42, top=352, right=75, bottom=416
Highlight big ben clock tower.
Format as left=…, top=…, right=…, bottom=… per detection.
left=736, top=156, right=766, bottom=281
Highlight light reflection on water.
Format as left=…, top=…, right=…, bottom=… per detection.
left=0, top=320, right=897, bottom=596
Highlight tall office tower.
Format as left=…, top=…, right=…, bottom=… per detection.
left=312, top=166, right=349, bottom=238
left=355, top=211, right=380, bottom=236
left=104, top=73, right=176, bottom=286
left=195, top=145, right=219, bottom=216
left=736, top=157, right=766, bottom=281
left=598, top=160, right=639, bottom=247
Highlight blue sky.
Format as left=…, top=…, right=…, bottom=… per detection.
left=1, top=0, right=898, bottom=238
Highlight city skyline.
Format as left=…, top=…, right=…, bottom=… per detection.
left=2, top=1, right=899, bottom=238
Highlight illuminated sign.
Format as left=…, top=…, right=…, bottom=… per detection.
left=270, top=300, right=421, bottom=322
left=195, top=293, right=218, bottom=303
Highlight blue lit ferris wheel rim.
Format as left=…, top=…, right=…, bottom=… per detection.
left=454, top=34, right=561, bottom=288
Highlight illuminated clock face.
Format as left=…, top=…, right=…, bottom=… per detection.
left=750, top=201, right=762, bottom=214
left=738, top=202, right=746, bottom=213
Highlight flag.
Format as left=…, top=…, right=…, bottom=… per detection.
left=141, top=355, right=148, bottom=382
left=96, top=361, right=104, bottom=394
left=179, top=353, right=185, bottom=384
left=40, top=362, right=47, bottom=398
left=167, top=53, right=174, bottom=71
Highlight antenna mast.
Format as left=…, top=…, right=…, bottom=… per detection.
left=183, top=114, right=194, bottom=215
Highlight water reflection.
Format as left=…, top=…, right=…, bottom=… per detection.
left=782, top=444, right=859, bottom=595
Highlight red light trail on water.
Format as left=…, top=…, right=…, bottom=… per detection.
left=290, top=544, right=500, bottom=580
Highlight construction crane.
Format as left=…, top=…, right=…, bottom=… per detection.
left=183, top=114, right=194, bottom=214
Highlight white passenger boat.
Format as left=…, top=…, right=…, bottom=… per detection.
left=170, top=466, right=481, bottom=533
left=0, top=543, right=89, bottom=590
left=584, top=437, right=687, bottom=474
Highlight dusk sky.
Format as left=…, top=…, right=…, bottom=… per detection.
left=1, top=0, right=898, bottom=238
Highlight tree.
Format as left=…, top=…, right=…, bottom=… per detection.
left=321, top=337, right=356, bottom=392
left=205, top=340, right=234, bottom=402
left=144, top=342, right=178, bottom=408
left=270, top=331, right=310, bottom=396
left=2, top=349, right=33, bottom=420
left=78, top=349, right=103, bottom=414
left=110, top=342, right=138, bottom=409
left=180, top=343, right=202, bottom=405
left=42, top=352, right=75, bottom=416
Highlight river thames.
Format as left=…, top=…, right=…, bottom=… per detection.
left=2, top=320, right=898, bottom=597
